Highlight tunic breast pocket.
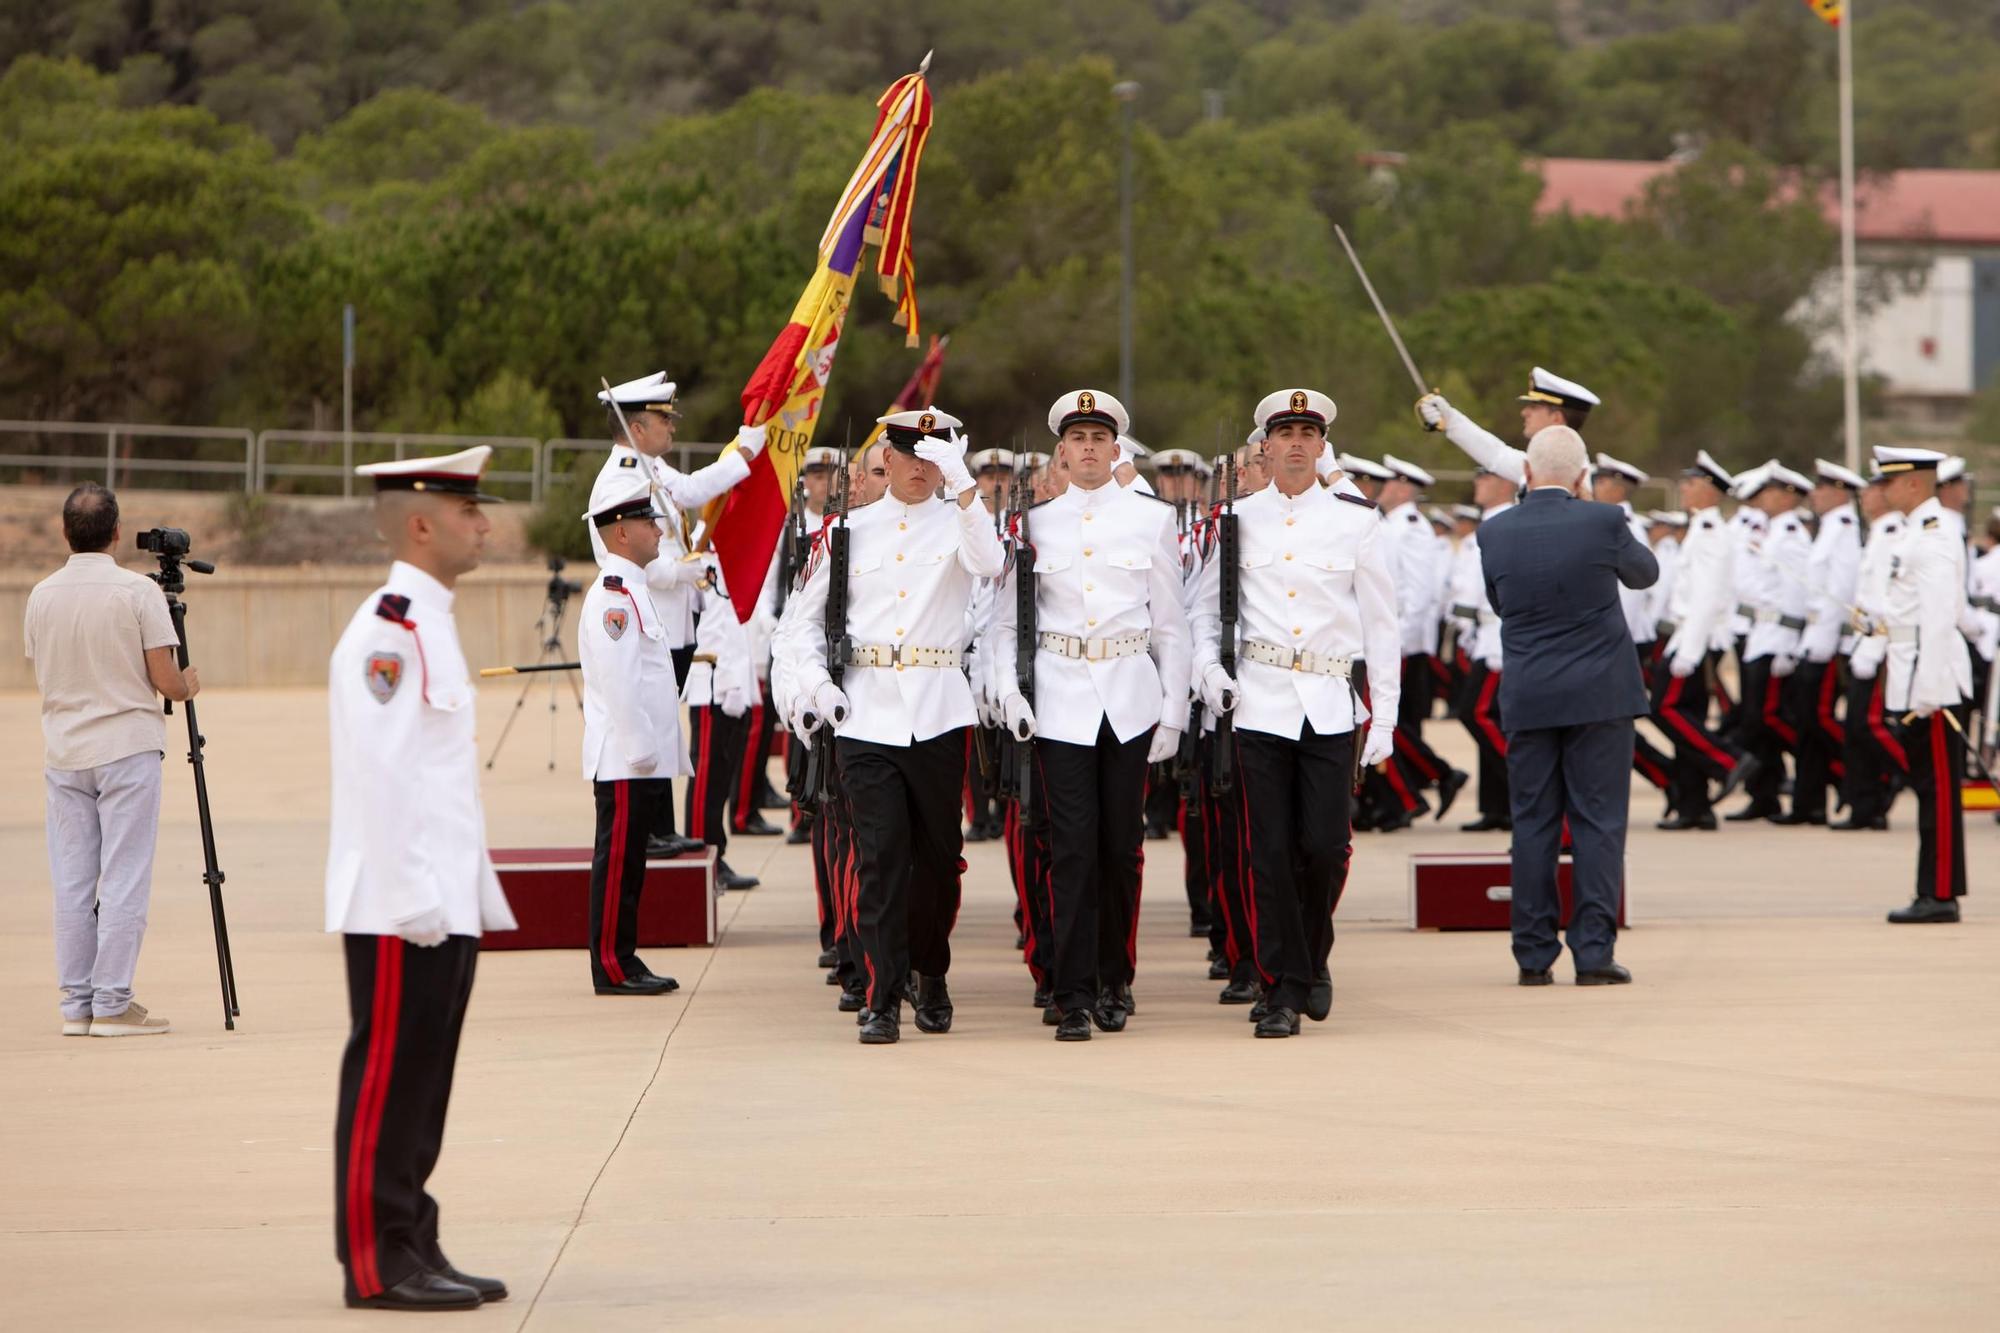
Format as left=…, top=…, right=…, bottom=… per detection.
left=1303, top=554, right=1355, bottom=596
left=849, top=556, right=883, bottom=587
left=1104, top=551, right=1152, bottom=588
left=1032, top=554, right=1072, bottom=575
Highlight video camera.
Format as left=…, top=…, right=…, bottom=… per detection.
left=545, top=554, right=584, bottom=603
left=137, top=526, right=192, bottom=557
left=138, top=527, right=214, bottom=597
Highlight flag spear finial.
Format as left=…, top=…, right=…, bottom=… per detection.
left=919, top=49, right=933, bottom=74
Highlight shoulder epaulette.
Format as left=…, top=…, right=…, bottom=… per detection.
left=618, top=455, right=639, bottom=469
left=374, top=593, right=412, bottom=624
left=1922, top=516, right=1940, bottom=530
left=1133, top=489, right=1173, bottom=506
left=1335, top=492, right=1379, bottom=510
left=603, top=574, right=625, bottom=590
left=1028, top=495, right=1055, bottom=510
left=1404, top=510, right=1421, bottom=522
left=1837, top=512, right=1854, bottom=524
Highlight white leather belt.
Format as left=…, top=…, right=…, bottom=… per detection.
left=1242, top=640, right=1354, bottom=677
left=1038, top=630, right=1150, bottom=661
left=1886, top=625, right=1919, bottom=645
left=845, top=643, right=962, bottom=669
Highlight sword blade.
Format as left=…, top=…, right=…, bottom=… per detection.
left=1334, top=224, right=1428, bottom=395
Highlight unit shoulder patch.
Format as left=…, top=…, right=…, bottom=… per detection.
left=603, top=607, right=629, bottom=640
left=364, top=652, right=403, bottom=703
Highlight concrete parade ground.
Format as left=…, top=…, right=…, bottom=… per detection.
left=1, top=687, right=1995, bottom=1331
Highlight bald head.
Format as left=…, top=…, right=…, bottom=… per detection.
left=1524, top=425, right=1589, bottom=492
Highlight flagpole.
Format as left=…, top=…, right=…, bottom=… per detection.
left=1837, top=0, right=1860, bottom=473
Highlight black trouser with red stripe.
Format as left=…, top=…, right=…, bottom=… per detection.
left=335, top=933, right=477, bottom=1300
left=1785, top=658, right=1846, bottom=820
left=731, top=685, right=775, bottom=832
left=590, top=777, right=672, bottom=986
left=1842, top=669, right=1905, bottom=822
left=837, top=730, right=967, bottom=1016
left=1202, top=738, right=1253, bottom=982
left=686, top=704, right=747, bottom=856
left=815, top=770, right=867, bottom=998
left=1458, top=661, right=1511, bottom=819
left=1180, top=784, right=1210, bottom=934
left=1393, top=655, right=1448, bottom=791
left=1006, top=772, right=1054, bottom=991
left=1234, top=721, right=1356, bottom=1015
left=1630, top=644, right=1673, bottom=795
left=1905, top=704, right=1968, bottom=902
left=1736, top=655, right=1792, bottom=811
left=1653, top=655, right=1743, bottom=820
left=1036, top=720, right=1149, bottom=1015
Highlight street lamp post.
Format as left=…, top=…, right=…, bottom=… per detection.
left=1113, top=81, right=1141, bottom=413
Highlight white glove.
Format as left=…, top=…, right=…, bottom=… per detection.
left=1360, top=724, right=1396, bottom=769
left=1669, top=653, right=1700, bottom=679
left=735, top=423, right=768, bottom=459
left=1199, top=663, right=1237, bottom=715
left=1314, top=440, right=1337, bottom=480
left=1849, top=636, right=1884, bottom=680
left=627, top=750, right=660, bottom=776
left=1416, top=393, right=1449, bottom=431
left=811, top=682, right=849, bottom=729
left=1002, top=692, right=1036, bottom=741
left=1117, top=435, right=1142, bottom=468
left=720, top=685, right=748, bottom=718
left=1772, top=654, right=1798, bottom=679
left=916, top=432, right=975, bottom=497
left=787, top=697, right=816, bottom=743
left=394, top=906, right=450, bottom=949
left=1147, top=725, right=1182, bottom=765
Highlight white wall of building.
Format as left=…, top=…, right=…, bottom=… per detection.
left=1803, top=254, right=1976, bottom=397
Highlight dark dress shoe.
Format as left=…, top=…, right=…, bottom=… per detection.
left=1032, top=986, right=1052, bottom=1010
left=1887, top=897, right=1960, bottom=924
left=1219, top=978, right=1259, bottom=1005
left=1247, top=993, right=1271, bottom=1023
left=1208, top=956, right=1233, bottom=981
left=1770, top=810, right=1826, bottom=826
left=1724, top=803, right=1778, bottom=823
left=1655, top=812, right=1717, bottom=831
left=1055, top=1008, right=1092, bottom=1041
left=717, top=860, right=760, bottom=891
left=631, top=968, right=679, bottom=992
left=914, top=976, right=954, bottom=1034
left=346, top=1270, right=482, bottom=1311
left=1304, top=971, right=1333, bottom=1022
left=1042, top=1001, right=1062, bottom=1026
left=1091, top=992, right=1128, bottom=1034
left=1434, top=769, right=1469, bottom=821
left=1576, top=962, right=1633, bottom=985
left=1829, top=814, right=1887, bottom=831
left=1352, top=804, right=1378, bottom=832
left=1015, top=932, right=1028, bottom=950
left=1144, top=823, right=1170, bottom=841
left=837, top=990, right=865, bottom=1013
left=1518, top=968, right=1554, bottom=986
left=646, top=833, right=707, bottom=859
left=817, top=947, right=838, bottom=968
left=824, top=967, right=842, bottom=986
left=1254, top=1007, right=1301, bottom=1038
left=785, top=826, right=812, bottom=845
left=1376, top=804, right=1423, bottom=833
left=1114, top=983, right=1136, bottom=1015
left=756, top=787, right=788, bottom=811
left=965, top=823, right=993, bottom=843
left=1188, top=917, right=1211, bottom=938
left=1717, top=754, right=1762, bottom=802
left=595, top=976, right=671, bottom=996
left=1460, top=814, right=1512, bottom=833
left=734, top=815, right=782, bottom=837
left=432, top=1266, right=507, bottom=1302
left=858, top=1004, right=901, bottom=1044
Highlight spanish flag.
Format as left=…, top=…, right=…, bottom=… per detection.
left=703, top=58, right=935, bottom=619
left=1801, top=0, right=1841, bottom=25
left=857, top=333, right=951, bottom=455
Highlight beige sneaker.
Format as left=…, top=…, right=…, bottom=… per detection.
left=61, top=1015, right=91, bottom=1037
left=89, top=1002, right=170, bottom=1037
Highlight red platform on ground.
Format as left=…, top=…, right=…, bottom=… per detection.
left=485, top=847, right=716, bottom=950
left=1407, top=852, right=1629, bottom=931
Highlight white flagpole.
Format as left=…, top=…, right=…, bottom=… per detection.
left=1838, top=1, right=1860, bottom=472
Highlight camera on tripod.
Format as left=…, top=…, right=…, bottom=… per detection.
left=545, top=554, right=584, bottom=603
left=138, top=527, right=214, bottom=595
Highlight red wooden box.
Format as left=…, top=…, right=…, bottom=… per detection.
left=483, top=847, right=716, bottom=950
left=1408, top=852, right=1629, bottom=931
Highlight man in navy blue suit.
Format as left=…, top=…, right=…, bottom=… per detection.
left=1476, top=426, right=1658, bottom=985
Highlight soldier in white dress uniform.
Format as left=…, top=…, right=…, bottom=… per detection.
left=786, top=409, right=1005, bottom=1043
left=1726, top=462, right=1814, bottom=821
left=327, top=446, right=515, bottom=1312
left=1838, top=470, right=1909, bottom=830
left=1786, top=459, right=1866, bottom=825
left=1189, top=389, right=1400, bottom=1037
left=993, top=390, right=1191, bottom=1041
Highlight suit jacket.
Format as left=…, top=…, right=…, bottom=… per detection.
left=1480, top=488, right=1659, bottom=732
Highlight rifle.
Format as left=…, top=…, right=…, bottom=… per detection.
left=804, top=449, right=851, bottom=811
left=1211, top=455, right=1239, bottom=795
left=1012, top=466, right=1038, bottom=827
left=775, top=473, right=807, bottom=615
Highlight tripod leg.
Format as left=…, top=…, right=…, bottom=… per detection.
left=484, top=677, right=540, bottom=769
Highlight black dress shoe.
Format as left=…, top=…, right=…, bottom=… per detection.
left=816, top=947, right=838, bottom=968
left=837, top=990, right=865, bottom=1013
left=717, top=860, right=761, bottom=891
left=1055, top=1008, right=1092, bottom=1041
left=1042, top=1001, right=1062, bottom=1026
left=1655, top=812, right=1718, bottom=831
left=1518, top=968, right=1554, bottom=986
left=1352, top=804, right=1378, bottom=832
left=1144, top=823, right=1170, bottom=841
left=631, top=968, right=679, bottom=992
left=756, top=787, right=789, bottom=812
left=1114, top=983, right=1136, bottom=1015
left=914, top=976, right=953, bottom=1034
left=1434, top=768, right=1469, bottom=821
left=1304, top=971, right=1333, bottom=1022
left=1248, top=993, right=1271, bottom=1023
left=1091, top=991, right=1128, bottom=1033
left=1218, top=977, right=1259, bottom=1005
left=1829, top=814, right=1888, bottom=831
left=1032, top=986, right=1052, bottom=1010
left=785, top=826, right=812, bottom=845
left=594, top=976, right=672, bottom=996
left=1887, top=897, right=1960, bottom=924
left=1254, top=1007, right=1301, bottom=1038
left=346, top=1270, right=482, bottom=1311
left=734, top=815, right=782, bottom=837
left=1015, top=933, right=1028, bottom=950
left=432, top=1266, right=507, bottom=1302
left=650, top=833, right=710, bottom=859
left=1460, top=814, right=1512, bottom=833
left=1576, top=962, right=1633, bottom=985
left=1375, top=804, right=1423, bottom=833
left=965, top=823, right=993, bottom=843
left=1717, top=754, right=1762, bottom=802
left=1724, top=803, right=1779, bottom=823
left=1770, top=810, right=1826, bottom=826
left=1188, top=917, right=1211, bottom=938
left=824, top=967, right=842, bottom=986
left=858, top=1004, right=901, bottom=1044
left=1207, top=956, right=1232, bottom=981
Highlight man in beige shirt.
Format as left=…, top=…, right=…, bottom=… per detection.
left=23, top=484, right=199, bottom=1037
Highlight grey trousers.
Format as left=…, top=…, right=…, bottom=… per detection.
left=46, top=751, right=163, bottom=1019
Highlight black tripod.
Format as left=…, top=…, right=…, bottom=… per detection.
left=486, top=557, right=585, bottom=770
left=141, top=530, right=240, bottom=1031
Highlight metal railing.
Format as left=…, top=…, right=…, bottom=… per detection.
left=254, top=430, right=544, bottom=500
left=0, top=421, right=256, bottom=492
left=539, top=438, right=725, bottom=496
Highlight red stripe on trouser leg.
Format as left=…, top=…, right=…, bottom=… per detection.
left=1233, top=736, right=1272, bottom=987
left=1867, top=679, right=1907, bottom=771
left=690, top=709, right=712, bottom=840
left=346, top=936, right=403, bottom=1298
left=1661, top=674, right=1736, bottom=773
left=1634, top=748, right=1669, bottom=788
left=1932, top=714, right=1952, bottom=900
left=1382, top=750, right=1421, bottom=813
left=1764, top=672, right=1797, bottom=746
left=1474, top=671, right=1509, bottom=757
left=1816, top=664, right=1846, bottom=777
left=600, top=783, right=629, bottom=985
left=1208, top=785, right=1240, bottom=967
left=1393, top=728, right=1442, bottom=783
